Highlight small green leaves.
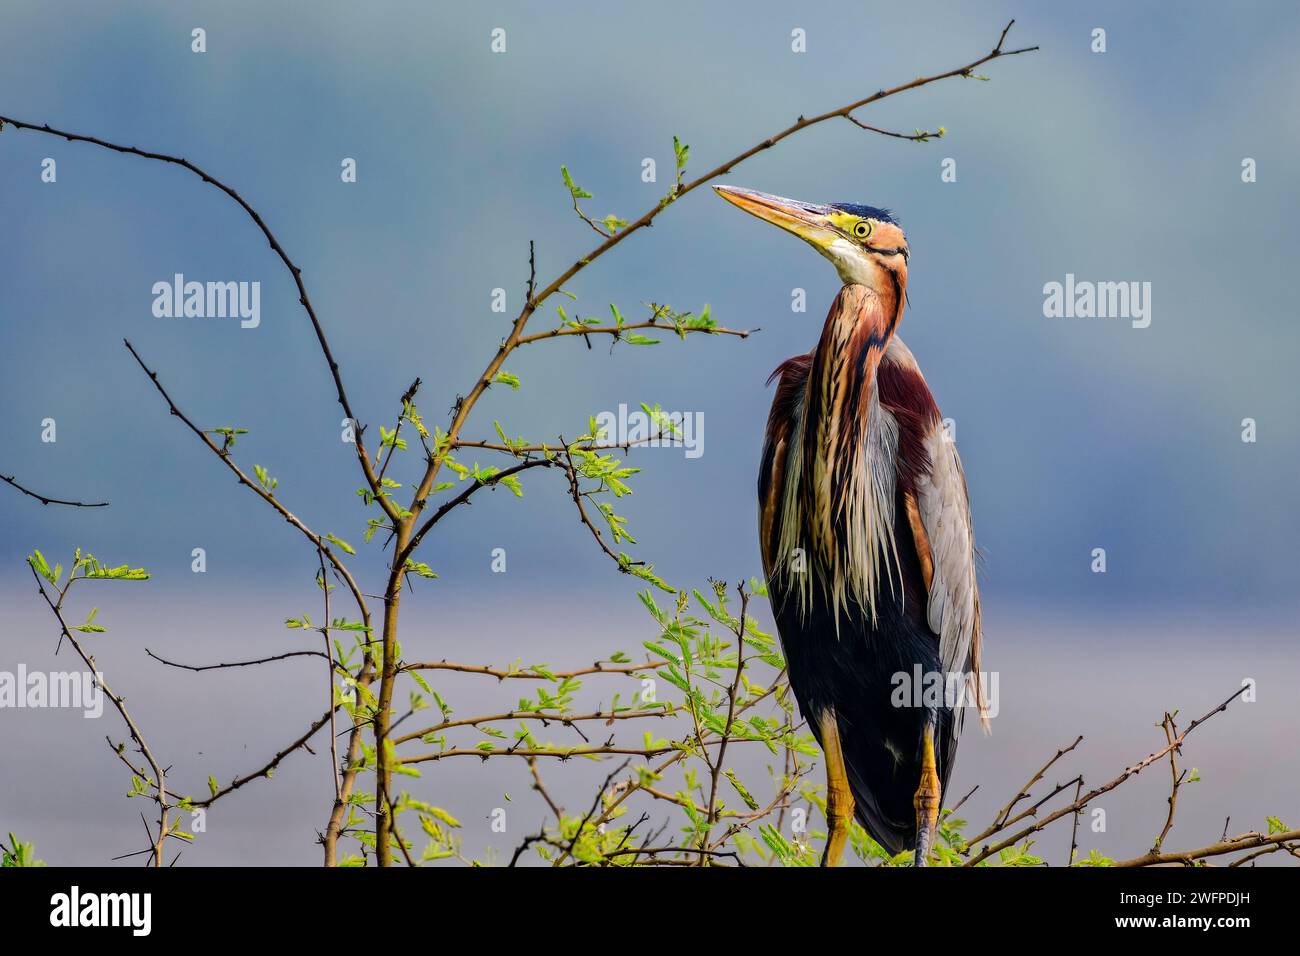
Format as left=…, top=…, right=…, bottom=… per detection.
left=493, top=371, right=521, bottom=391
left=330, top=618, right=371, bottom=633
left=404, top=559, right=439, bottom=580
left=28, top=549, right=58, bottom=586
left=562, top=165, right=629, bottom=238
left=33, top=549, right=150, bottom=587
left=1, top=834, right=43, bottom=868
left=402, top=401, right=430, bottom=440
left=641, top=402, right=682, bottom=438
left=423, top=806, right=461, bottom=828
left=70, top=607, right=105, bottom=634
left=672, top=135, right=690, bottom=183
left=253, top=464, right=278, bottom=496
left=724, top=769, right=759, bottom=811
left=619, top=554, right=674, bottom=593
left=81, top=562, right=149, bottom=581
left=379, top=426, right=407, bottom=451
left=1072, top=849, right=1116, bottom=867
left=206, top=426, right=248, bottom=451
left=560, top=165, right=592, bottom=200
left=492, top=421, right=531, bottom=455
left=324, top=532, right=356, bottom=556
left=208, top=775, right=220, bottom=798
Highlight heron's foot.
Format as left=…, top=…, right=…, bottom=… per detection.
left=819, top=709, right=854, bottom=867
left=822, top=806, right=853, bottom=867
left=913, top=724, right=941, bottom=867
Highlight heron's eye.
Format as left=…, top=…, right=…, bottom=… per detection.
left=851, top=220, right=872, bottom=240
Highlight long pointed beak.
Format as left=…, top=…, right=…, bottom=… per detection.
left=713, top=185, right=839, bottom=251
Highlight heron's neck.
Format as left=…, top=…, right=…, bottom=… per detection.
left=798, top=282, right=905, bottom=621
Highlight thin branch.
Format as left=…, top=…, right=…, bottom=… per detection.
left=397, top=659, right=655, bottom=680
left=528, top=758, right=563, bottom=823
left=843, top=114, right=944, bottom=141
left=190, top=708, right=334, bottom=809
left=392, top=706, right=672, bottom=747
left=1153, top=711, right=1185, bottom=853
left=146, top=648, right=328, bottom=671
left=1067, top=778, right=1085, bottom=866
left=1, top=473, right=108, bottom=507
left=701, top=584, right=750, bottom=861
left=400, top=457, right=555, bottom=563
left=318, top=549, right=342, bottom=803
left=30, top=565, right=168, bottom=865
left=515, top=321, right=752, bottom=347
left=1114, top=828, right=1300, bottom=868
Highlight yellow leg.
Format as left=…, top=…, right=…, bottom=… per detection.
left=913, top=721, right=941, bottom=867
left=819, top=709, right=854, bottom=867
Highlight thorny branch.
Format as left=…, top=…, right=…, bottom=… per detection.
left=29, top=562, right=171, bottom=866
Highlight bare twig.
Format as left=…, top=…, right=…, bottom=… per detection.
left=146, top=648, right=328, bottom=671
left=1115, top=828, right=1300, bottom=868
left=965, top=687, right=1250, bottom=866
left=1, top=473, right=107, bottom=508
left=30, top=564, right=168, bottom=865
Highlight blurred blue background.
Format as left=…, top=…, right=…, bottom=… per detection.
left=2, top=1, right=1297, bottom=865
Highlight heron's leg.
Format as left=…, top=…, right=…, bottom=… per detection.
left=913, top=714, right=941, bottom=867
left=819, top=708, right=854, bottom=867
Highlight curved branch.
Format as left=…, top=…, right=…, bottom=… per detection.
left=1114, top=828, right=1300, bottom=868
left=1, top=472, right=107, bottom=508
left=397, top=659, right=654, bottom=680
left=399, top=457, right=555, bottom=564
left=0, top=114, right=398, bottom=523
left=146, top=647, right=329, bottom=672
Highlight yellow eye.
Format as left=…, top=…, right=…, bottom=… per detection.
left=851, top=219, right=872, bottom=240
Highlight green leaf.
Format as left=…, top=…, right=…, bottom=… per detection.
left=561, top=165, right=593, bottom=199
left=724, top=769, right=759, bottom=811
left=325, top=533, right=356, bottom=556
left=672, top=135, right=690, bottom=172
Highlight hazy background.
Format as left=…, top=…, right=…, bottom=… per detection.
left=2, top=1, right=1297, bottom=865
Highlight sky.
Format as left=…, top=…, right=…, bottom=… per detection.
left=1, top=1, right=1298, bottom=865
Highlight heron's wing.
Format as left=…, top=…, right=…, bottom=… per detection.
left=913, top=425, right=986, bottom=725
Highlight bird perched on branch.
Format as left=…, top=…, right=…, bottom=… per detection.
left=715, top=185, right=986, bottom=867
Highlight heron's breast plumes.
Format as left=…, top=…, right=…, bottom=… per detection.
left=761, top=284, right=906, bottom=628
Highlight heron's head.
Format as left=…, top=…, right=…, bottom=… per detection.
left=713, top=185, right=908, bottom=292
